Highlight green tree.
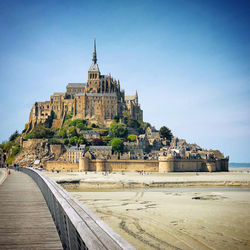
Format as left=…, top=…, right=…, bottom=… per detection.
left=11, top=145, right=21, bottom=157
left=57, top=128, right=67, bottom=138
left=63, top=138, right=69, bottom=145
left=69, top=136, right=78, bottom=146
left=128, top=119, right=140, bottom=129
left=128, top=134, right=137, bottom=142
left=65, top=112, right=73, bottom=120
left=9, top=130, right=19, bottom=141
left=113, top=115, right=120, bottom=123
left=102, top=136, right=111, bottom=146
left=109, top=122, right=128, bottom=138
left=78, top=135, right=86, bottom=144
left=67, top=127, right=77, bottom=138
left=111, top=138, right=124, bottom=154
left=25, top=124, right=54, bottom=139
left=68, top=119, right=88, bottom=130
left=159, top=126, right=173, bottom=141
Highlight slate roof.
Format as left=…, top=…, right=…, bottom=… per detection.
left=67, top=83, right=86, bottom=88
left=148, top=132, right=159, bottom=137
left=82, top=130, right=100, bottom=134
left=75, top=93, right=117, bottom=97
left=67, top=144, right=86, bottom=152
left=86, top=93, right=116, bottom=97
left=89, top=146, right=112, bottom=151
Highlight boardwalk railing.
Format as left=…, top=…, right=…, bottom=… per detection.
left=21, top=167, right=134, bottom=250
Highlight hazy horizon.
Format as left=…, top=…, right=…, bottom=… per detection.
left=0, top=0, right=249, bottom=162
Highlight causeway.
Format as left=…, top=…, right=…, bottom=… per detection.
left=0, top=169, right=62, bottom=249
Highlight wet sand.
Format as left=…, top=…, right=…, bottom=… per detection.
left=69, top=188, right=250, bottom=250
left=45, top=170, right=250, bottom=189
left=45, top=171, right=250, bottom=249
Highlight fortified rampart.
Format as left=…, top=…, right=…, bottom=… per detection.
left=44, top=157, right=229, bottom=172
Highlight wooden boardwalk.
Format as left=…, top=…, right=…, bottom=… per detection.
left=0, top=169, right=63, bottom=249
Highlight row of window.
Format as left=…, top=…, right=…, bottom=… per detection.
left=89, top=73, right=99, bottom=79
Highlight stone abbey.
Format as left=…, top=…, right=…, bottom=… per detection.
left=26, top=39, right=143, bottom=131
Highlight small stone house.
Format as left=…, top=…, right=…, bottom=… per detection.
left=66, top=144, right=86, bottom=163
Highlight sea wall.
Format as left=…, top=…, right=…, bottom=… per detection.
left=45, top=161, right=78, bottom=171
left=44, top=157, right=229, bottom=172
left=92, top=159, right=159, bottom=172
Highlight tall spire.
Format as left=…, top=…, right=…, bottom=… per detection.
left=89, top=36, right=100, bottom=72
left=92, top=36, right=97, bottom=64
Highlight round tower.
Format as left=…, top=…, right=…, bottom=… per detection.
left=96, top=158, right=105, bottom=172
left=158, top=155, right=175, bottom=172
left=79, top=157, right=89, bottom=171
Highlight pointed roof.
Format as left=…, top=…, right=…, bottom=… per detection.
left=89, top=62, right=100, bottom=72
left=89, top=37, right=100, bottom=72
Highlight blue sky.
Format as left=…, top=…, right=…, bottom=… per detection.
left=0, top=0, right=249, bottom=162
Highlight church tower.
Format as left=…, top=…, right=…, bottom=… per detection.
left=87, top=38, right=100, bottom=92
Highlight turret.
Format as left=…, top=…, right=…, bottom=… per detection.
left=135, top=90, right=138, bottom=105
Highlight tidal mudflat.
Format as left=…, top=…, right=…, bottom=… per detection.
left=46, top=171, right=250, bottom=249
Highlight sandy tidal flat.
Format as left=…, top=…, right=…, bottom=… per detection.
left=45, top=170, right=250, bottom=188
left=45, top=171, right=250, bottom=249
left=69, top=188, right=250, bottom=250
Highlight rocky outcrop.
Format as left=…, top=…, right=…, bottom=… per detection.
left=14, top=139, right=63, bottom=166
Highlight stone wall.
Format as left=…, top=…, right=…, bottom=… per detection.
left=45, top=161, right=79, bottom=171
left=92, top=159, right=159, bottom=172
left=45, top=157, right=228, bottom=172
left=22, top=139, right=48, bottom=149
left=52, top=119, right=62, bottom=129
left=158, top=157, right=229, bottom=172
left=50, top=145, right=63, bottom=158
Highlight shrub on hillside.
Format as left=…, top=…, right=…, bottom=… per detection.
left=25, top=124, right=54, bottom=139
left=63, top=138, right=69, bottom=145
left=109, top=122, right=128, bottom=138
left=128, top=134, right=137, bottom=142
left=111, top=138, right=124, bottom=154
left=9, top=130, right=19, bottom=141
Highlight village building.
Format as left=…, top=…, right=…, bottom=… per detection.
left=66, top=144, right=86, bottom=163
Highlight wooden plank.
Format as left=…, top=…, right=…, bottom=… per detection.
left=0, top=171, right=62, bottom=249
